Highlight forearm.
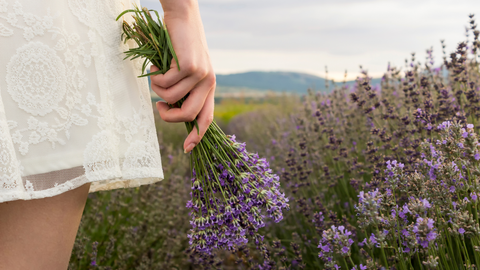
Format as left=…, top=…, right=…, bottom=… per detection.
left=158, top=0, right=209, bottom=51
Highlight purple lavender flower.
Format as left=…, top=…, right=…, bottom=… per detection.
left=351, top=265, right=368, bottom=270
left=358, top=238, right=367, bottom=247
left=437, top=121, right=454, bottom=131
left=313, top=211, right=325, bottom=226
left=186, top=135, right=289, bottom=254
left=412, top=217, right=437, bottom=248
left=399, top=204, right=410, bottom=219
left=355, top=189, right=383, bottom=226
left=474, top=153, right=480, bottom=161
left=422, top=199, right=432, bottom=209
left=318, top=243, right=331, bottom=253
left=369, top=234, right=378, bottom=246
left=459, top=228, right=466, bottom=234
left=318, top=225, right=354, bottom=267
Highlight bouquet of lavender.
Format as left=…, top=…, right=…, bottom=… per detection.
left=116, top=6, right=289, bottom=254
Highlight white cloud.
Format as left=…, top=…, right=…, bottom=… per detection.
left=140, top=0, right=480, bottom=80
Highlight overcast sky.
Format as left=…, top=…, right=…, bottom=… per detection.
left=140, top=0, right=480, bottom=80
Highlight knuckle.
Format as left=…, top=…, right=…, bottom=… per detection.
left=152, top=79, right=167, bottom=89
left=184, top=113, right=197, bottom=123
left=151, top=87, right=162, bottom=97
left=159, top=113, right=173, bottom=123
left=206, top=114, right=214, bottom=125
left=208, top=75, right=216, bottom=89
left=197, top=68, right=209, bottom=80
left=158, top=92, right=169, bottom=102
left=161, top=92, right=176, bottom=104
left=183, top=108, right=198, bottom=122
left=158, top=82, right=169, bottom=89
left=165, top=97, right=178, bottom=104
left=186, top=108, right=198, bottom=122
left=183, top=62, right=197, bottom=74
left=151, top=75, right=161, bottom=84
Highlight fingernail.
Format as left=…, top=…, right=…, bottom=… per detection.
left=184, top=143, right=196, bottom=154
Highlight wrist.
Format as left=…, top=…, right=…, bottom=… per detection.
left=160, top=0, right=198, bottom=18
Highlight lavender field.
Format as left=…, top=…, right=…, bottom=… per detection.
left=69, top=15, right=480, bottom=270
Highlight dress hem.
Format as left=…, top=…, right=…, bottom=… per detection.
left=0, top=171, right=164, bottom=203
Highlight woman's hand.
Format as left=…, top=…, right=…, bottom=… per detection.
left=151, top=0, right=216, bottom=154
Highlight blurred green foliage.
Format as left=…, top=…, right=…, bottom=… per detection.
left=70, top=14, right=480, bottom=270
left=69, top=95, right=292, bottom=270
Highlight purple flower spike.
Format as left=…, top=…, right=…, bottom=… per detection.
left=186, top=134, right=289, bottom=254
left=422, top=198, right=432, bottom=208
left=318, top=224, right=354, bottom=264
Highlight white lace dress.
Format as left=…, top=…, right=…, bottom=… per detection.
left=0, top=0, right=164, bottom=203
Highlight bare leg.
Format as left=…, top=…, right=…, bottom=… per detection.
left=0, top=183, right=91, bottom=270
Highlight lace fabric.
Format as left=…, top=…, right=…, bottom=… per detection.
left=0, top=0, right=164, bottom=203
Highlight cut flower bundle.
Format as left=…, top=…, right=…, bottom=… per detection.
left=116, top=6, right=289, bottom=254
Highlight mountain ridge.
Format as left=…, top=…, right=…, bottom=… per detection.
left=216, top=71, right=381, bottom=94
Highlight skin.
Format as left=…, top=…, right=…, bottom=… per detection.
left=0, top=0, right=212, bottom=268
left=0, top=183, right=90, bottom=270
left=152, top=0, right=216, bottom=154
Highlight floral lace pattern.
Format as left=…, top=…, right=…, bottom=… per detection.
left=0, top=107, right=22, bottom=191
left=7, top=42, right=68, bottom=116
left=0, top=0, right=163, bottom=203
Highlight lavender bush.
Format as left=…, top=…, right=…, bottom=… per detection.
left=230, top=14, right=480, bottom=270
left=70, top=13, right=480, bottom=270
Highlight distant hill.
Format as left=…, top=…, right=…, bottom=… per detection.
left=150, top=71, right=382, bottom=100
left=216, top=71, right=382, bottom=95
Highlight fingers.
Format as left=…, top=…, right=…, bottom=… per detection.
left=150, top=59, right=208, bottom=89
left=149, top=60, right=182, bottom=88
left=151, top=75, right=201, bottom=104
left=150, top=61, right=214, bottom=104
left=155, top=77, right=213, bottom=122
left=150, top=65, right=159, bottom=74
left=183, top=88, right=215, bottom=153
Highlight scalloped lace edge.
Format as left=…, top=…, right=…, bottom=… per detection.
left=0, top=172, right=164, bottom=203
